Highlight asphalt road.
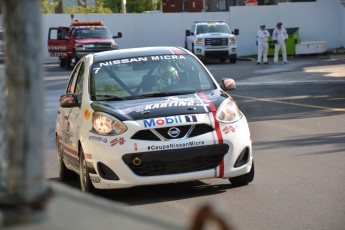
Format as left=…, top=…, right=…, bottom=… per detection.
left=43, top=55, right=345, bottom=230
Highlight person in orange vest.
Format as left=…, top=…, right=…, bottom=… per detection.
left=257, top=24, right=270, bottom=64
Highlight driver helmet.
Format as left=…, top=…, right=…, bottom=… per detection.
left=155, top=64, right=179, bottom=89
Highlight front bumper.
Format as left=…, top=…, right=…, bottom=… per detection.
left=193, top=45, right=237, bottom=58
left=81, top=115, right=252, bottom=189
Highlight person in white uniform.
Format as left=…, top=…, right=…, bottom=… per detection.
left=272, top=22, right=289, bottom=63
left=257, top=24, right=270, bottom=64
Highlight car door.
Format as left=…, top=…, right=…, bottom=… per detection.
left=47, top=27, right=70, bottom=58
left=60, top=62, right=85, bottom=167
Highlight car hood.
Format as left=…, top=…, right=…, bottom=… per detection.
left=198, top=33, right=234, bottom=37
left=90, top=90, right=229, bottom=121
left=75, top=38, right=114, bottom=44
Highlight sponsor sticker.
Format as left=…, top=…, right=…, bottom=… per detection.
left=222, top=125, right=236, bottom=134
left=84, top=108, right=91, bottom=121
left=148, top=141, right=205, bottom=151
left=118, top=97, right=208, bottom=115
left=143, top=115, right=198, bottom=128
left=88, top=135, right=108, bottom=143
left=110, top=137, right=126, bottom=146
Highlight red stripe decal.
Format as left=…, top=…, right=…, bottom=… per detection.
left=85, top=153, right=92, bottom=160
left=63, top=145, right=78, bottom=157
left=198, top=92, right=225, bottom=178
left=172, top=47, right=183, bottom=54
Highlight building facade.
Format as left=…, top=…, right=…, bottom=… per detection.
left=161, top=0, right=316, bottom=12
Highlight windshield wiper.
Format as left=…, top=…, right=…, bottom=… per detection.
left=94, top=95, right=124, bottom=101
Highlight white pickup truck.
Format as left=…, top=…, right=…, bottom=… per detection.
left=185, top=21, right=238, bottom=63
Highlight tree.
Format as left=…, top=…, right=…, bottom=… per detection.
left=127, top=0, right=160, bottom=13
left=65, top=0, right=113, bottom=14
left=41, top=0, right=58, bottom=14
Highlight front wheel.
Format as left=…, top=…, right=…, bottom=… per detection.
left=79, top=146, right=96, bottom=193
left=229, top=161, right=254, bottom=186
left=229, top=55, right=237, bottom=64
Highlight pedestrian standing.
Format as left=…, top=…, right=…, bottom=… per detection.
left=257, top=24, right=270, bottom=64
left=272, top=22, right=288, bottom=63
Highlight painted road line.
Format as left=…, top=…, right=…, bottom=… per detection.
left=232, top=94, right=345, bottom=113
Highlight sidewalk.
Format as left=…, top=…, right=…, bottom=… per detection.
left=2, top=182, right=238, bottom=230
left=2, top=182, right=185, bottom=230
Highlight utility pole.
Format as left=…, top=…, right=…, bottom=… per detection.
left=0, top=0, right=49, bottom=226
left=122, top=0, right=127, bottom=13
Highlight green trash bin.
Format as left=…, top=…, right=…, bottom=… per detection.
left=267, top=27, right=301, bottom=56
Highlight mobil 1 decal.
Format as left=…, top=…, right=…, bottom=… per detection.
left=143, top=115, right=198, bottom=128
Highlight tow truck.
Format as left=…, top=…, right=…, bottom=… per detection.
left=48, top=20, right=122, bottom=68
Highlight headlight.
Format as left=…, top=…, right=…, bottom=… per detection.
left=91, top=112, right=127, bottom=136
left=196, top=38, right=204, bottom=45
left=229, top=37, right=236, bottom=43
left=75, top=45, right=85, bottom=51
left=216, top=98, right=242, bottom=123
left=111, top=41, right=118, bottom=49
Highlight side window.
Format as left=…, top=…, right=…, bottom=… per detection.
left=75, top=63, right=85, bottom=97
left=191, top=25, right=195, bottom=34
left=57, top=29, right=68, bottom=40
left=49, top=29, right=58, bottom=40
left=66, top=63, right=81, bottom=94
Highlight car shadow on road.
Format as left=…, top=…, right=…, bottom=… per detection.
left=48, top=178, right=241, bottom=206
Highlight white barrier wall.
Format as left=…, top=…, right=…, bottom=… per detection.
left=3, top=0, right=345, bottom=62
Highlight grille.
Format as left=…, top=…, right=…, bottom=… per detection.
left=122, top=144, right=229, bottom=176
left=85, top=43, right=112, bottom=51
left=131, top=124, right=214, bottom=141
left=205, top=51, right=229, bottom=58
left=205, top=38, right=228, bottom=46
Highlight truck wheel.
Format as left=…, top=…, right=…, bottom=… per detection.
left=59, top=58, right=66, bottom=68
left=65, top=59, right=72, bottom=69
left=229, top=55, right=237, bottom=64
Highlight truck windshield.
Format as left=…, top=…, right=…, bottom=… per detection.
left=73, top=28, right=112, bottom=39
left=196, top=24, right=230, bottom=34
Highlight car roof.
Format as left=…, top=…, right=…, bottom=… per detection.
left=92, top=46, right=190, bottom=63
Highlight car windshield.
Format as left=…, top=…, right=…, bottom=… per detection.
left=73, top=27, right=112, bottom=39
left=89, top=54, right=217, bottom=101
left=196, top=24, right=230, bottom=34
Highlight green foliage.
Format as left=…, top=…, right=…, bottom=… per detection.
left=41, top=0, right=59, bottom=14
left=42, top=0, right=160, bottom=14
left=127, top=0, right=160, bottom=13
left=104, top=0, right=121, bottom=13
left=65, top=5, right=112, bottom=14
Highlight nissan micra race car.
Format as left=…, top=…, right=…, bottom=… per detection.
left=56, top=46, right=254, bottom=192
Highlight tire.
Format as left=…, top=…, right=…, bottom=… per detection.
left=79, top=146, right=96, bottom=193
left=229, top=161, right=254, bottom=186
left=59, top=58, right=66, bottom=68
left=56, top=135, right=74, bottom=181
left=229, top=55, right=237, bottom=64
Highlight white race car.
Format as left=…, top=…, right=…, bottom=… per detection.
left=56, top=46, right=254, bottom=192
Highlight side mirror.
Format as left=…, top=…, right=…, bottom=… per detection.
left=185, top=30, right=191, bottom=36
left=59, top=94, right=81, bottom=108
left=113, top=32, right=122, bottom=39
left=221, top=78, right=236, bottom=91
left=233, top=29, right=239, bottom=35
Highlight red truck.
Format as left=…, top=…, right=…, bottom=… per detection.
left=48, top=20, right=122, bottom=68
